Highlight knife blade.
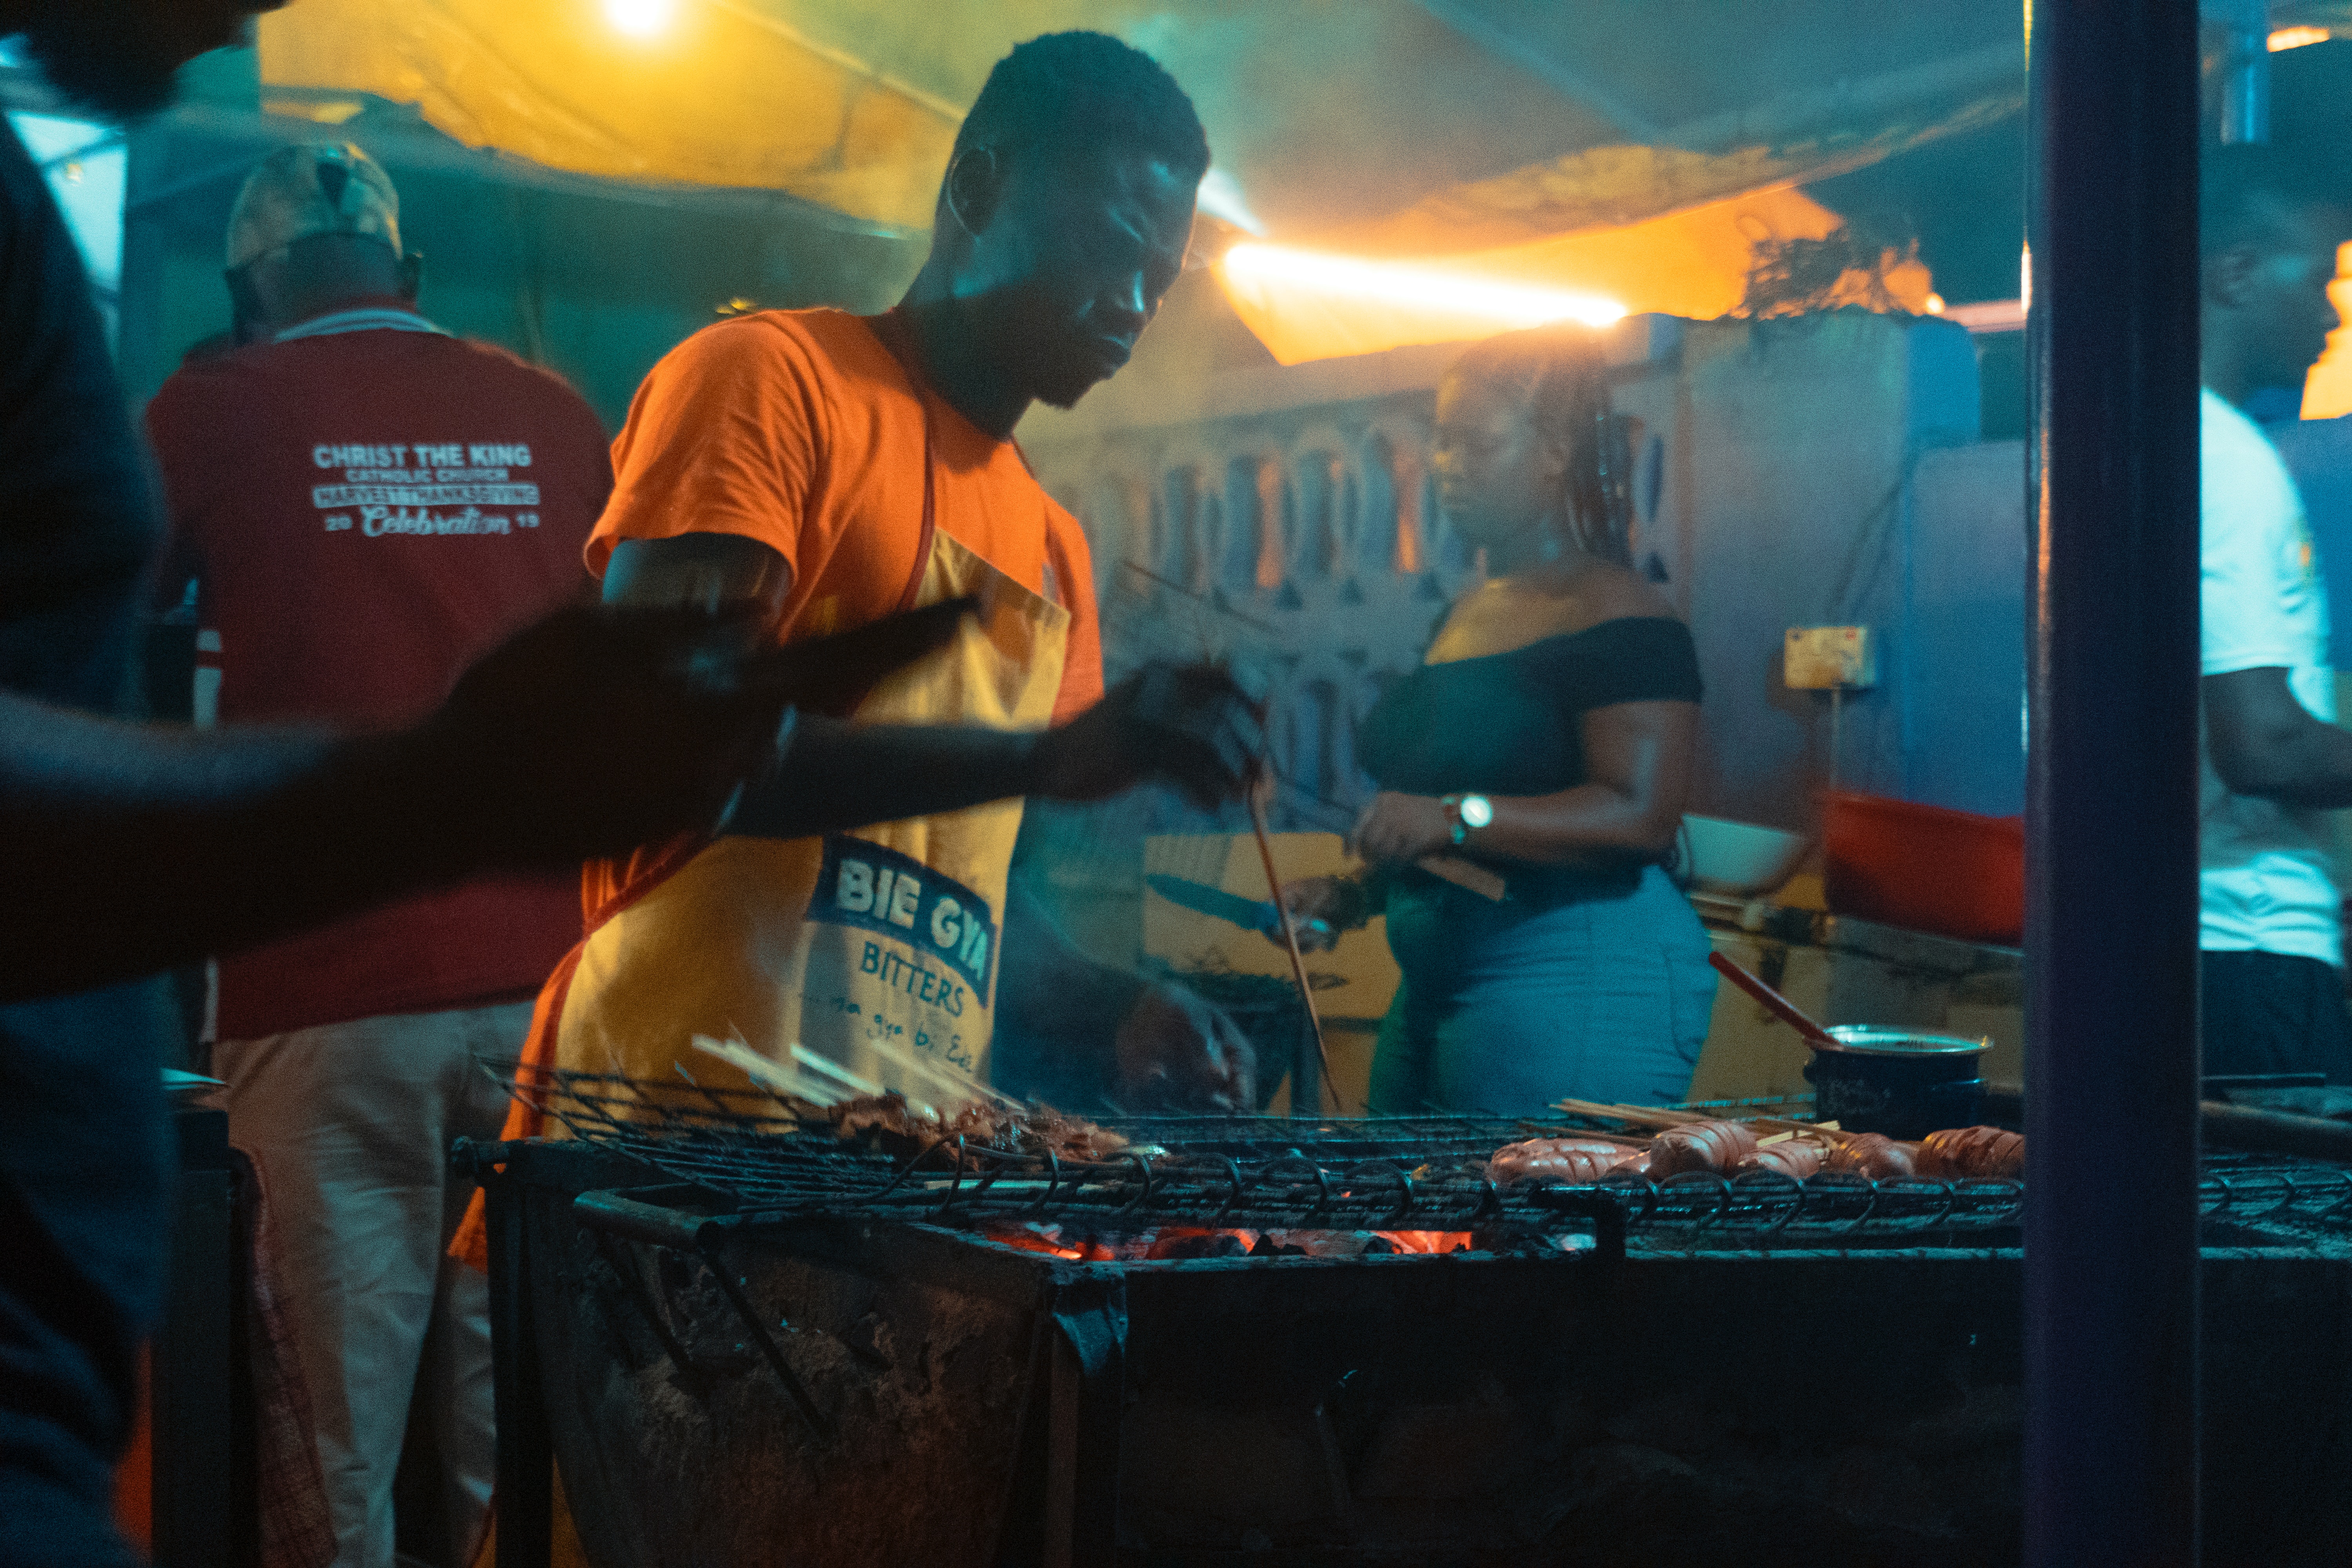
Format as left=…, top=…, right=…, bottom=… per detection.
left=1145, top=873, right=1279, bottom=932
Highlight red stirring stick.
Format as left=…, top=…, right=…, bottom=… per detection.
left=1708, top=950, right=1840, bottom=1050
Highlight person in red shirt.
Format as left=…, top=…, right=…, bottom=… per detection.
left=143, top=143, right=613, bottom=1568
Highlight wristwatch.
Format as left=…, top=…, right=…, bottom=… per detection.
left=1441, top=792, right=1494, bottom=847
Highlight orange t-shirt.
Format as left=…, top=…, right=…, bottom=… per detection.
left=584, top=307, right=1103, bottom=907
left=591, top=307, right=1100, bottom=698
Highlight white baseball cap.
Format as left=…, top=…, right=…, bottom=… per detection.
left=225, top=142, right=401, bottom=271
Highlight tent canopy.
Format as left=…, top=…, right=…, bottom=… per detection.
left=257, top=0, right=2026, bottom=359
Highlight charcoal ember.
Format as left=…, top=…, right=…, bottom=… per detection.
left=1255, top=1231, right=1393, bottom=1257
left=1470, top=1221, right=1573, bottom=1254
left=1153, top=1232, right=1252, bottom=1260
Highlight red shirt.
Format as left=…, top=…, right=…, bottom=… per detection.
left=145, top=301, right=612, bottom=1038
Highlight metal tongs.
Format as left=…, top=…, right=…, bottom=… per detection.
left=1245, top=766, right=1339, bottom=1114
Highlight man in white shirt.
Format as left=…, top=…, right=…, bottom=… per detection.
left=2199, top=145, right=2352, bottom=1082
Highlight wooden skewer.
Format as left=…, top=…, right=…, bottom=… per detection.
left=789, top=1044, right=883, bottom=1099
left=1248, top=771, right=1339, bottom=1114
left=858, top=1030, right=1024, bottom=1113
left=691, top=1035, right=847, bottom=1109
left=1553, top=1096, right=1697, bottom=1130
left=1550, top=1096, right=1856, bottom=1145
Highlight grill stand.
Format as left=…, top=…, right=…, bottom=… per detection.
left=468, top=1132, right=2352, bottom=1565
left=481, top=1156, right=554, bottom=1568
left=572, top=1191, right=835, bottom=1441
left=474, top=1142, right=1136, bottom=1568
left=1045, top=1277, right=1127, bottom=1568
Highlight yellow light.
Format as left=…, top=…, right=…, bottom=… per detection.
left=2270, top=25, right=2330, bottom=50
left=1218, top=243, right=1627, bottom=330
left=604, top=0, right=677, bottom=39
left=1925, top=292, right=1946, bottom=315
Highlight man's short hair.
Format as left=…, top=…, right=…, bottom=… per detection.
left=2202, top=143, right=2339, bottom=260
left=951, top=31, right=1210, bottom=183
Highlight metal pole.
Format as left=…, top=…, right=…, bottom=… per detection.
left=2024, top=0, right=2203, bottom=1563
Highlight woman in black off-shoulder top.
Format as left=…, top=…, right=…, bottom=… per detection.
left=1278, top=328, right=1717, bottom=1114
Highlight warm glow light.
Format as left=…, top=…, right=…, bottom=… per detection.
left=2288, top=240, right=2352, bottom=418
left=1925, top=292, right=1946, bottom=315
left=604, top=0, right=677, bottom=39
left=1218, top=243, right=1627, bottom=330
left=1942, top=298, right=2027, bottom=333
left=1195, top=167, right=1265, bottom=236
left=2020, top=241, right=2032, bottom=315
left=2270, top=25, right=2331, bottom=51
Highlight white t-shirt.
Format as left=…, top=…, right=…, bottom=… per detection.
left=2200, top=387, right=2341, bottom=966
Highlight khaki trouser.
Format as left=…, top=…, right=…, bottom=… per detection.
left=212, top=1001, right=527, bottom=1568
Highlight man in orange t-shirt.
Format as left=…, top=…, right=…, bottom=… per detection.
left=508, top=33, right=1262, bottom=1124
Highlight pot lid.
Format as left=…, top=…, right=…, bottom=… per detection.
left=1815, top=1025, right=1990, bottom=1058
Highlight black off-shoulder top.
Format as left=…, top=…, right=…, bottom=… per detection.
left=1358, top=616, right=1703, bottom=796
left=1355, top=615, right=1704, bottom=904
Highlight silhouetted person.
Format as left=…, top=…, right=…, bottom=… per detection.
left=144, top=141, right=614, bottom=1568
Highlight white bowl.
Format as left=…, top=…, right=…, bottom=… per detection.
left=1679, top=815, right=1811, bottom=896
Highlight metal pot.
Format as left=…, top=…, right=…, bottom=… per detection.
left=1801, top=1025, right=1990, bottom=1140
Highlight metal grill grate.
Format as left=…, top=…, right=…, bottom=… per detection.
left=2200, top=1150, right=2352, bottom=1231
left=488, top=1064, right=2047, bottom=1240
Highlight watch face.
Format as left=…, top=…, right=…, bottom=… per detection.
left=1460, top=794, right=1494, bottom=829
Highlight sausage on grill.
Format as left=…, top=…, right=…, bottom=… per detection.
left=1646, top=1120, right=1761, bottom=1178
left=1916, top=1125, right=2025, bottom=1179
left=1823, top=1132, right=1918, bottom=1180
left=1486, top=1137, right=1644, bottom=1185
left=1737, top=1140, right=1827, bottom=1181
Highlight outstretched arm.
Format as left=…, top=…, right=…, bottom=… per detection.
left=0, top=603, right=813, bottom=1004
left=728, top=663, right=1264, bottom=835
left=605, top=535, right=1265, bottom=836
left=3, top=703, right=461, bottom=1000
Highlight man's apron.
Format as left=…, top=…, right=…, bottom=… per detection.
left=455, top=378, right=1069, bottom=1270
left=557, top=516, right=1068, bottom=1096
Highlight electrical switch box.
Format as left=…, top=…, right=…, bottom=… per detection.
left=1785, top=625, right=1876, bottom=690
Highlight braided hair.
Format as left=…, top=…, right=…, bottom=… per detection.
left=1447, top=326, right=1633, bottom=567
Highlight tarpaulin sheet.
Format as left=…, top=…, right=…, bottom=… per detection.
left=255, top=1, right=1991, bottom=361
left=1217, top=184, right=1936, bottom=366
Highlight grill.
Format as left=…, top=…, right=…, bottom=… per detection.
left=503, top=1066, right=2041, bottom=1246
left=473, top=1068, right=2352, bottom=1568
